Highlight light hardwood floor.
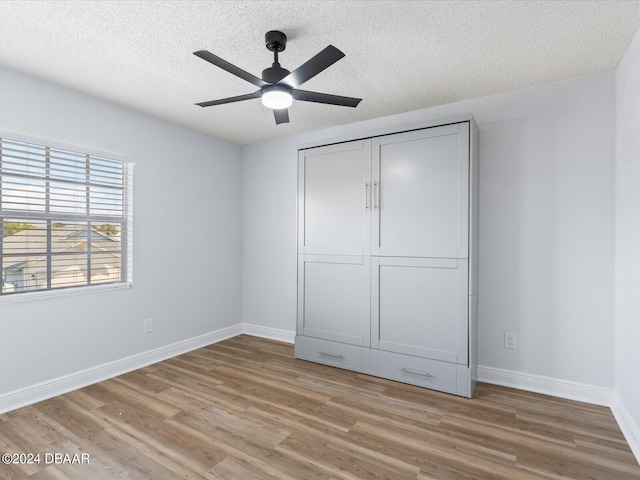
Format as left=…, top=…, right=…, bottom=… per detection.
left=1, top=335, right=638, bottom=479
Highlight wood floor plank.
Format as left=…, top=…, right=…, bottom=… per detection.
left=162, top=415, right=300, bottom=480
left=90, top=402, right=226, bottom=476
left=247, top=403, right=421, bottom=475
left=0, top=335, right=638, bottom=479
left=277, top=431, right=419, bottom=480
left=100, top=423, right=214, bottom=480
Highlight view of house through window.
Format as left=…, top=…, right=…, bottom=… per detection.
left=1, top=136, right=132, bottom=296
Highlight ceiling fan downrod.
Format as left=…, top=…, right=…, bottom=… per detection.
left=263, top=31, right=290, bottom=83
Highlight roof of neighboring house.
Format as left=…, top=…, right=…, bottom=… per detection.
left=2, top=224, right=120, bottom=271
left=5, top=261, right=28, bottom=272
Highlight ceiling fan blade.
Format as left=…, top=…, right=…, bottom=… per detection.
left=273, top=108, right=289, bottom=124
left=280, top=45, right=345, bottom=88
left=196, top=90, right=262, bottom=107
left=292, top=89, right=362, bottom=107
left=194, top=50, right=267, bottom=88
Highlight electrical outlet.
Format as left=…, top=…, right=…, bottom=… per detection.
left=504, top=332, right=516, bottom=349
left=144, top=318, right=153, bottom=333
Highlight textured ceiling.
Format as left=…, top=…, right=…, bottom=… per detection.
left=1, top=1, right=639, bottom=145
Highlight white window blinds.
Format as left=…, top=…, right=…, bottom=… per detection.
left=0, top=136, right=133, bottom=296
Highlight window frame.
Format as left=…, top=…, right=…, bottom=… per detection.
left=0, top=130, right=133, bottom=303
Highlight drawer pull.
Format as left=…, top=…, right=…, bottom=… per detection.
left=320, top=351, right=345, bottom=359
left=401, top=368, right=433, bottom=377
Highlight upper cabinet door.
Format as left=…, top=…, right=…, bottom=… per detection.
left=299, top=140, right=372, bottom=255
left=372, top=123, right=470, bottom=258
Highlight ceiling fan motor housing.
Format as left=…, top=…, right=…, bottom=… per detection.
left=262, top=64, right=290, bottom=83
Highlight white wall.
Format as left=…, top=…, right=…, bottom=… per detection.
left=614, top=26, right=640, bottom=458
left=243, top=72, right=615, bottom=390
left=0, top=67, right=243, bottom=396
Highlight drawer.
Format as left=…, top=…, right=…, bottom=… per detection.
left=372, top=350, right=469, bottom=396
left=295, top=336, right=366, bottom=373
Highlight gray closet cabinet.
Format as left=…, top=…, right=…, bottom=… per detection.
left=295, top=117, right=479, bottom=398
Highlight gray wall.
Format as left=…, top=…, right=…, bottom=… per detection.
left=615, top=26, right=640, bottom=455
left=242, top=72, right=615, bottom=389
left=0, top=67, right=243, bottom=395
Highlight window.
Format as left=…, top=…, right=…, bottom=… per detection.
left=1, top=135, right=132, bottom=297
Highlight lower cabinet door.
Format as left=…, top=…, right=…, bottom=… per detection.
left=295, top=336, right=368, bottom=373
left=371, top=257, right=469, bottom=364
left=298, top=254, right=370, bottom=346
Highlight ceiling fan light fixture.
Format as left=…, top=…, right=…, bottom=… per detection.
left=261, top=85, right=293, bottom=109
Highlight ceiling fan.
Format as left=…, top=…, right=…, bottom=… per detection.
left=193, top=31, right=362, bottom=125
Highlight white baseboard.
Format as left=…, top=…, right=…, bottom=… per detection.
left=477, top=365, right=613, bottom=407
left=241, top=324, right=295, bottom=343
left=0, top=324, right=242, bottom=415
left=611, top=391, right=640, bottom=464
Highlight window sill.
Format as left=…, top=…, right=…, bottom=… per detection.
left=0, top=282, right=132, bottom=305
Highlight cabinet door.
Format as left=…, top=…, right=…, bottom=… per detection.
left=297, top=255, right=370, bottom=347
left=371, top=257, right=468, bottom=364
left=372, top=123, right=469, bottom=258
left=298, top=140, right=371, bottom=256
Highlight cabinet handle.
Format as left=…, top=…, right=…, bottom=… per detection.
left=320, top=351, right=345, bottom=359
left=365, top=182, right=370, bottom=209
left=373, top=181, right=379, bottom=209
left=401, top=368, right=433, bottom=377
